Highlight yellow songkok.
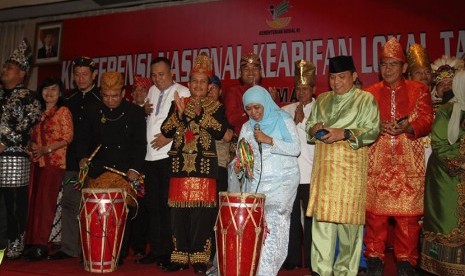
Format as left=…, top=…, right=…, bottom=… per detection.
left=101, top=71, right=124, bottom=91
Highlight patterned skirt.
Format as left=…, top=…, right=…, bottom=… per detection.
left=48, top=186, right=63, bottom=243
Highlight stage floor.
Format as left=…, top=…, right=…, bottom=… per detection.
left=1, top=251, right=401, bottom=276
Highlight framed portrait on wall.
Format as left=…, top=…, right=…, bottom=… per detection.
left=34, top=21, right=63, bottom=65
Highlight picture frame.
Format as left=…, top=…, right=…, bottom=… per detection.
left=34, top=21, right=63, bottom=65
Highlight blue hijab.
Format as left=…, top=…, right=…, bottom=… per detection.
left=242, top=85, right=292, bottom=142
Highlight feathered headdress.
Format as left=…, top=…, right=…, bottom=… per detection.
left=431, top=55, right=464, bottom=84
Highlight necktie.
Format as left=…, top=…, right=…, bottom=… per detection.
left=46, top=48, right=52, bottom=57
left=155, top=90, right=164, bottom=115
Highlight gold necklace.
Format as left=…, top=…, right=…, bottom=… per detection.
left=100, top=111, right=125, bottom=124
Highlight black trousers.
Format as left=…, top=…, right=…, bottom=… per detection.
left=129, top=196, right=148, bottom=254
left=120, top=206, right=136, bottom=259
left=285, top=184, right=312, bottom=268
left=171, top=206, right=217, bottom=265
left=0, top=194, right=6, bottom=249
left=0, top=186, right=28, bottom=246
left=142, top=158, right=172, bottom=258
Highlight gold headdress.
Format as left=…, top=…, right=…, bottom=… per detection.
left=190, top=53, right=212, bottom=77
left=294, top=59, right=316, bottom=87
left=407, top=44, right=431, bottom=71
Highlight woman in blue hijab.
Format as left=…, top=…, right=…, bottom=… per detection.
left=229, top=85, right=300, bottom=276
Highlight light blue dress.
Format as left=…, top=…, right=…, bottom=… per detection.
left=229, top=112, right=300, bottom=276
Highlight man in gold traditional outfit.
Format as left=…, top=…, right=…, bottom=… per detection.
left=306, top=56, right=380, bottom=276
left=160, top=54, right=228, bottom=274
left=407, top=44, right=433, bottom=90
left=364, top=37, right=434, bottom=276
left=282, top=60, right=316, bottom=271
left=406, top=44, right=434, bottom=167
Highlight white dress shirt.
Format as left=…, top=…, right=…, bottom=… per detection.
left=282, top=100, right=315, bottom=184
left=145, top=82, right=190, bottom=161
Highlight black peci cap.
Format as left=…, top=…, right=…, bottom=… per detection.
left=72, top=56, right=96, bottom=71
left=329, top=55, right=355, bottom=73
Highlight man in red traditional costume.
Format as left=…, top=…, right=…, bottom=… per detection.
left=224, top=53, right=262, bottom=135
left=223, top=53, right=280, bottom=135
left=364, top=37, right=434, bottom=276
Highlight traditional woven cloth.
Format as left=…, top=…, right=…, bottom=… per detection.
left=0, top=156, right=30, bottom=187
left=48, top=186, right=63, bottom=243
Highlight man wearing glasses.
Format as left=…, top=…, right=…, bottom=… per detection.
left=364, top=37, right=434, bottom=276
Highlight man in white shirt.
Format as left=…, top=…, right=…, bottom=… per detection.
left=281, top=59, right=316, bottom=272
left=135, top=57, right=190, bottom=266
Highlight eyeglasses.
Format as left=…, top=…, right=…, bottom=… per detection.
left=102, top=94, right=122, bottom=100
left=380, top=61, right=403, bottom=68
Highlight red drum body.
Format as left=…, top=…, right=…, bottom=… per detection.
left=79, top=188, right=128, bottom=273
left=215, top=192, right=266, bottom=276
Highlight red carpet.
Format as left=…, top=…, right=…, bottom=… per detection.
left=1, top=252, right=398, bottom=276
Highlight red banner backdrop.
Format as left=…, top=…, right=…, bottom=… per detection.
left=37, top=0, right=465, bottom=101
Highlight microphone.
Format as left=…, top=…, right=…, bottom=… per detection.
left=254, top=123, right=262, bottom=154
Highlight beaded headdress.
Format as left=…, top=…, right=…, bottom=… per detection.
left=431, top=55, right=464, bottom=83
left=5, top=39, right=32, bottom=72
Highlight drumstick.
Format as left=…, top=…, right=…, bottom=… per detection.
left=103, top=166, right=145, bottom=197
left=103, top=166, right=127, bottom=177
left=103, top=166, right=145, bottom=185
left=74, top=145, right=102, bottom=190
left=87, top=144, right=102, bottom=164
left=101, top=166, right=143, bottom=220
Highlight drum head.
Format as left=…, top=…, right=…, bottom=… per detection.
left=219, top=191, right=265, bottom=199
left=82, top=188, right=125, bottom=194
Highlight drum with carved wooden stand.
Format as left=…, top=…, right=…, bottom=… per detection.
left=215, top=192, right=266, bottom=276
left=79, top=188, right=127, bottom=273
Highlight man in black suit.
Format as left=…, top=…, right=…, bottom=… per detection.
left=76, top=71, right=147, bottom=264
left=37, top=31, right=58, bottom=59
